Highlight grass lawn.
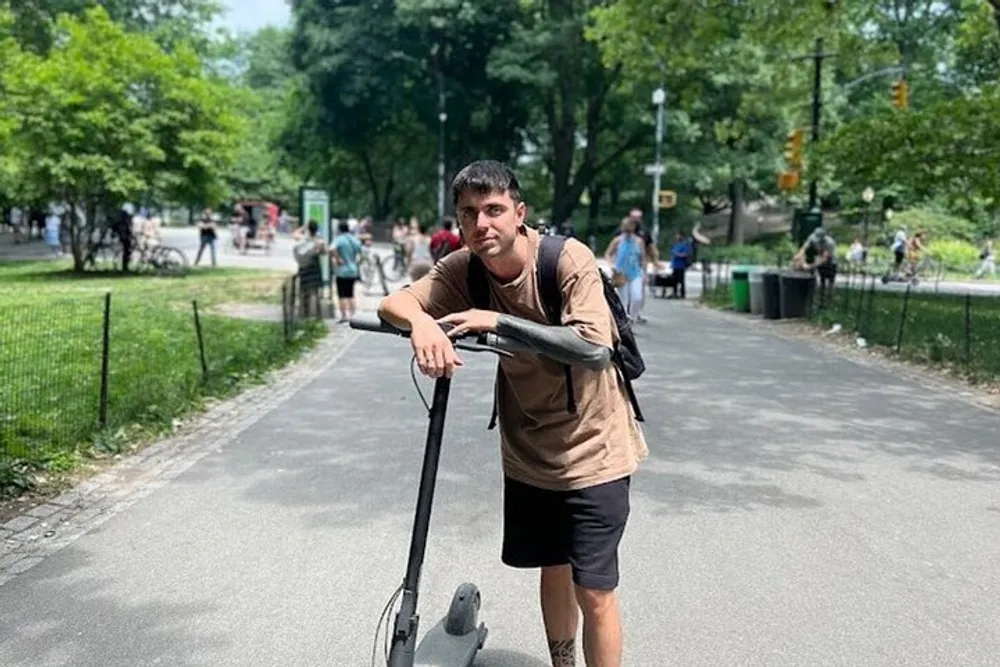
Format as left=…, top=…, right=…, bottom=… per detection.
left=699, top=273, right=1000, bottom=383
left=0, top=260, right=326, bottom=496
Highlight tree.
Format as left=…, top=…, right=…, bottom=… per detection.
left=5, top=0, right=222, bottom=53
left=1, top=7, right=243, bottom=270
left=288, top=0, right=533, bottom=220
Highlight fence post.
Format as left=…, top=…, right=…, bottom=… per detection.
left=895, top=284, right=912, bottom=353
left=99, top=291, right=111, bottom=427
left=862, top=275, right=876, bottom=339
left=282, top=281, right=290, bottom=342
left=964, top=292, right=972, bottom=366
left=842, top=269, right=852, bottom=315
left=855, top=274, right=867, bottom=329
left=192, top=299, right=209, bottom=382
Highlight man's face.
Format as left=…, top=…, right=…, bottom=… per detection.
left=456, top=189, right=525, bottom=258
left=629, top=209, right=642, bottom=222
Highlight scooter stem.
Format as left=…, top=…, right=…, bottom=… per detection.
left=388, top=376, right=452, bottom=667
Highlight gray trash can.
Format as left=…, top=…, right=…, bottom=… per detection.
left=779, top=270, right=815, bottom=319
left=749, top=271, right=765, bottom=315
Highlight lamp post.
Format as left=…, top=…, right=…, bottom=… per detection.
left=437, top=69, right=446, bottom=225
left=861, top=186, right=874, bottom=246
left=651, top=86, right=666, bottom=244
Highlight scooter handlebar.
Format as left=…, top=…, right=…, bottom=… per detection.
left=349, top=314, right=531, bottom=357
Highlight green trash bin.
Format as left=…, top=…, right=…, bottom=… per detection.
left=731, top=268, right=751, bottom=312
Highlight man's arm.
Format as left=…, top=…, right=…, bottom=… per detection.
left=493, top=314, right=611, bottom=370
left=377, top=257, right=469, bottom=330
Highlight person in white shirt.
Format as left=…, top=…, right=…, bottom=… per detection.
left=891, top=226, right=908, bottom=272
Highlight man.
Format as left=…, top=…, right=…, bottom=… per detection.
left=331, top=220, right=364, bottom=323
left=430, top=216, right=462, bottom=262
left=377, top=160, right=647, bottom=667
left=668, top=231, right=691, bottom=299
left=792, top=227, right=837, bottom=305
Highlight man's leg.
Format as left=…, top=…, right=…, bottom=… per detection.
left=575, top=586, right=622, bottom=666
left=541, top=565, right=579, bottom=666
left=501, top=477, right=574, bottom=666
left=566, top=477, right=631, bottom=667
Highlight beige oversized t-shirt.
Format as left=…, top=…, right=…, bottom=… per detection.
left=400, top=226, right=648, bottom=491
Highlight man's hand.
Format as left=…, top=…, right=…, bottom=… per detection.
left=437, top=309, right=500, bottom=339
left=411, top=316, right=464, bottom=378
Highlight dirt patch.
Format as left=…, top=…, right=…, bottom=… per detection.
left=692, top=301, right=1000, bottom=413
left=214, top=303, right=285, bottom=321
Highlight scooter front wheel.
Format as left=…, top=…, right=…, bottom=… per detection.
left=444, top=583, right=482, bottom=636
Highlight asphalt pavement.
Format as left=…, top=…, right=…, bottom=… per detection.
left=2, top=291, right=999, bottom=666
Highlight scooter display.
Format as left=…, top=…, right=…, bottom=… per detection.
left=349, top=314, right=536, bottom=667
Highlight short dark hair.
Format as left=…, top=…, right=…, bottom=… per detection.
left=307, top=220, right=319, bottom=235
left=451, top=160, right=521, bottom=207
left=338, top=221, right=349, bottom=233
left=442, top=216, right=455, bottom=231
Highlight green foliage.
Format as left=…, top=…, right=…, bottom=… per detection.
left=890, top=208, right=979, bottom=242
left=926, top=239, right=983, bottom=270
left=0, top=7, right=244, bottom=266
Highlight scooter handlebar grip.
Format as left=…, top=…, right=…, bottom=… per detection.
left=349, top=314, right=407, bottom=336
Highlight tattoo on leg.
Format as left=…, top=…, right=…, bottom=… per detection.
left=548, top=638, right=576, bottom=667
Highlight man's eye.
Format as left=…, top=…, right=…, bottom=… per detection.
left=488, top=206, right=503, bottom=216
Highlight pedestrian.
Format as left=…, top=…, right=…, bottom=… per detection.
left=331, top=220, right=364, bottom=323
left=194, top=208, right=217, bottom=267
left=406, top=222, right=434, bottom=281
left=377, top=159, right=648, bottom=667
left=292, top=220, right=327, bottom=317
left=604, top=216, right=646, bottom=322
left=669, top=231, right=691, bottom=299
left=975, top=240, right=995, bottom=279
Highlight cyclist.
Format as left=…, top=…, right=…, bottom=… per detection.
left=905, top=229, right=928, bottom=279
left=377, top=159, right=647, bottom=667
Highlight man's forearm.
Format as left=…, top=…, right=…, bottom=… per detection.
left=377, top=291, right=434, bottom=331
left=495, top=314, right=611, bottom=371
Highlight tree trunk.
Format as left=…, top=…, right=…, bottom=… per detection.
left=587, top=182, right=603, bottom=249
left=726, top=179, right=745, bottom=245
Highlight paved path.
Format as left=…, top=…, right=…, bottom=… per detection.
left=3, top=277, right=1000, bottom=666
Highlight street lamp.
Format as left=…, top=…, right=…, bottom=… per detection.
left=861, top=186, right=874, bottom=246
left=651, top=86, right=666, bottom=244
left=436, top=59, right=447, bottom=225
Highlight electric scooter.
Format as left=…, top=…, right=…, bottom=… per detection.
left=350, top=314, right=534, bottom=667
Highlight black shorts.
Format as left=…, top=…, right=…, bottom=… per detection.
left=502, top=475, right=631, bottom=591
left=817, top=263, right=837, bottom=282
left=335, top=277, right=356, bottom=299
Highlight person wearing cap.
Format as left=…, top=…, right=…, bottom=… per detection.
left=792, top=227, right=838, bottom=306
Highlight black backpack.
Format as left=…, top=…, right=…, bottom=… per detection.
left=466, top=234, right=645, bottom=430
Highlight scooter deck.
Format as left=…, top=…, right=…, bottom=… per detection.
left=414, top=618, right=488, bottom=667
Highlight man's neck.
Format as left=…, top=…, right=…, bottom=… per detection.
left=483, top=231, right=530, bottom=283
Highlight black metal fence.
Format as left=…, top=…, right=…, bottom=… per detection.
left=1, top=274, right=323, bottom=480
left=700, top=262, right=1000, bottom=382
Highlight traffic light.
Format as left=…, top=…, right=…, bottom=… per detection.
left=891, top=79, right=909, bottom=109
left=783, top=129, right=805, bottom=169
left=778, top=171, right=800, bottom=192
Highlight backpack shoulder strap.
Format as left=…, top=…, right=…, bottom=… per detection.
left=536, top=234, right=576, bottom=415
left=466, top=252, right=490, bottom=310
left=537, top=234, right=567, bottom=324
left=467, top=252, right=500, bottom=428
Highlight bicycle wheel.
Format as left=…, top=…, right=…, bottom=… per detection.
left=358, top=256, right=377, bottom=287
left=151, top=246, right=189, bottom=276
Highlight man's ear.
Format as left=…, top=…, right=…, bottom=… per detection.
left=515, top=201, right=527, bottom=224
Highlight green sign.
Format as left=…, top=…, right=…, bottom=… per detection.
left=299, top=186, right=331, bottom=284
